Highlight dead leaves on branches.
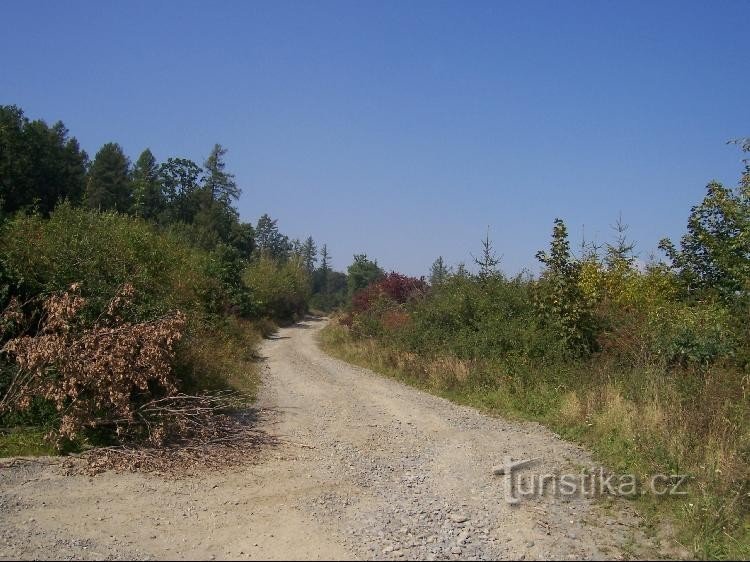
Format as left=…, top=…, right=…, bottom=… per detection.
left=1, top=283, right=274, bottom=474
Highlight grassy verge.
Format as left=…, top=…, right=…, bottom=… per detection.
left=319, top=322, right=749, bottom=560
left=0, top=429, right=55, bottom=457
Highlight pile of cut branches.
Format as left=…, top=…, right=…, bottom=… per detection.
left=76, top=401, right=277, bottom=475
left=1, top=284, right=272, bottom=473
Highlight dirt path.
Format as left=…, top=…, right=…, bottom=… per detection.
left=1, top=318, right=665, bottom=560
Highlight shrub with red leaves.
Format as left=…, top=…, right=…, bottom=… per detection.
left=352, top=272, right=427, bottom=313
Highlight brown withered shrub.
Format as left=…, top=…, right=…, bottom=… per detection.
left=0, top=283, right=186, bottom=447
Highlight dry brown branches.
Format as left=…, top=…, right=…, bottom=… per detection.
left=1, top=283, right=185, bottom=446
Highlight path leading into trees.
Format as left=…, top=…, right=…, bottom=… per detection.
left=0, top=318, right=674, bottom=560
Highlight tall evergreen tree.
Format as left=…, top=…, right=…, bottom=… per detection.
left=290, top=238, right=303, bottom=258
left=319, top=244, right=331, bottom=272
left=203, top=144, right=240, bottom=205
left=316, top=244, right=331, bottom=295
left=131, top=148, right=164, bottom=219
left=85, top=142, right=132, bottom=213
left=0, top=105, right=88, bottom=215
left=302, top=236, right=317, bottom=274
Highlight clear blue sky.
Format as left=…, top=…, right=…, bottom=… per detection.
left=2, top=1, right=747, bottom=275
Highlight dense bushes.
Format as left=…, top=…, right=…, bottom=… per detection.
left=0, top=205, right=312, bottom=450
left=243, top=254, right=310, bottom=322
left=0, top=203, right=223, bottom=322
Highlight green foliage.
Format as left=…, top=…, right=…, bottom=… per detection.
left=202, top=143, right=240, bottom=205
left=158, top=157, right=203, bottom=224
left=0, top=105, right=329, bottom=308
left=0, top=205, right=278, bottom=448
left=254, top=214, right=291, bottom=261
left=535, top=219, right=597, bottom=355
left=301, top=236, right=317, bottom=274
left=405, top=273, right=566, bottom=361
left=659, top=175, right=750, bottom=304
left=0, top=105, right=88, bottom=215
left=131, top=148, right=164, bottom=220
left=429, top=256, right=451, bottom=286
left=202, top=244, right=256, bottom=318
left=85, top=142, right=132, bottom=213
left=0, top=429, right=56, bottom=457
left=472, top=229, right=501, bottom=279
left=309, top=245, right=348, bottom=312
left=647, top=301, right=738, bottom=366
left=243, top=254, right=310, bottom=321
left=346, top=254, right=383, bottom=296
left=0, top=203, right=222, bottom=321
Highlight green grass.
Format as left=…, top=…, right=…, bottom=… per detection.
left=0, top=429, right=56, bottom=457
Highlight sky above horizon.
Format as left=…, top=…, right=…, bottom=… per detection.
left=2, top=1, right=748, bottom=276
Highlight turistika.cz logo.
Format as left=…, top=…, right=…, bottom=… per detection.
left=493, top=457, right=689, bottom=505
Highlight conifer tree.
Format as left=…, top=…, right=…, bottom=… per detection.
left=302, top=236, right=317, bottom=274
left=131, top=148, right=163, bottom=219
left=85, top=142, right=132, bottom=213
left=202, top=144, right=240, bottom=205
left=430, top=256, right=451, bottom=285
left=472, top=228, right=501, bottom=279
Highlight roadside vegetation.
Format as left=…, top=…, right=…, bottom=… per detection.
left=0, top=105, right=343, bottom=464
left=322, top=143, right=750, bottom=559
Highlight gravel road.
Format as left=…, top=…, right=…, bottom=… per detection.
left=0, top=318, right=668, bottom=560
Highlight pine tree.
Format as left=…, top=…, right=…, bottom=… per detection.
left=320, top=244, right=331, bottom=274
left=85, top=142, right=132, bottom=213
left=131, top=149, right=164, bottom=219
left=290, top=238, right=302, bottom=257
left=429, top=256, right=451, bottom=285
